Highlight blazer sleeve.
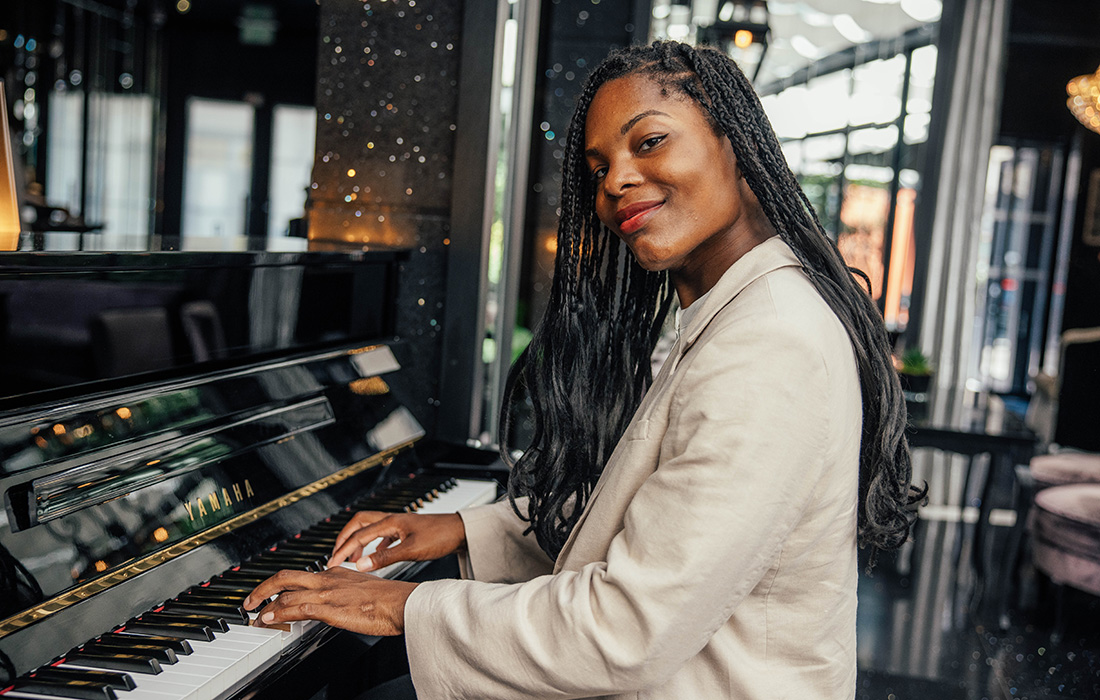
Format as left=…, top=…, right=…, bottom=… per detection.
left=457, top=498, right=554, bottom=583
left=405, top=315, right=841, bottom=699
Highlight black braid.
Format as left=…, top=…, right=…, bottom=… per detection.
left=501, top=40, right=924, bottom=560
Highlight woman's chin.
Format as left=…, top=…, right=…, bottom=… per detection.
left=628, top=250, right=673, bottom=272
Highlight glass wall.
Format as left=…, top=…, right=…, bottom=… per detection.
left=44, top=92, right=153, bottom=251
left=267, top=104, right=316, bottom=246
left=180, top=98, right=255, bottom=249
left=761, top=44, right=938, bottom=333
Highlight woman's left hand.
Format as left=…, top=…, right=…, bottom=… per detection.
left=243, top=567, right=418, bottom=636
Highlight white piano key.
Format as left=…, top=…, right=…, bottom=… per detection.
left=416, top=478, right=498, bottom=514
left=51, top=664, right=189, bottom=700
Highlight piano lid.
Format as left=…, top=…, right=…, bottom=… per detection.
left=0, top=249, right=404, bottom=409
left=0, top=341, right=424, bottom=637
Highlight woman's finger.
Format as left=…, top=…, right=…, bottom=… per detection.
left=243, top=569, right=319, bottom=610
left=254, top=588, right=314, bottom=625
left=358, top=535, right=412, bottom=571
left=328, top=528, right=381, bottom=567
left=328, top=520, right=404, bottom=567
left=332, top=511, right=386, bottom=553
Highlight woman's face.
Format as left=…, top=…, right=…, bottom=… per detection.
left=585, top=73, right=769, bottom=301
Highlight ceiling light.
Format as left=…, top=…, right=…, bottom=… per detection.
left=900, top=0, right=942, bottom=23
left=801, top=10, right=833, bottom=28
left=834, top=14, right=873, bottom=43
left=790, top=35, right=821, bottom=60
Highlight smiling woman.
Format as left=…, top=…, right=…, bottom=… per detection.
left=248, top=41, right=924, bottom=700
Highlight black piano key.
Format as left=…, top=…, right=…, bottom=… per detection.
left=163, top=598, right=249, bottom=615
left=274, top=542, right=335, bottom=555
left=11, top=677, right=118, bottom=700
left=381, top=488, right=436, bottom=498
left=121, top=621, right=216, bottom=642
left=65, top=651, right=163, bottom=675
left=306, top=523, right=354, bottom=534
left=30, top=667, right=136, bottom=691
left=142, top=610, right=231, bottom=632
left=283, top=533, right=337, bottom=545
left=235, top=563, right=312, bottom=577
left=103, top=634, right=192, bottom=655
left=81, top=641, right=178, bottom=664
left=177, top=589, right=249, bottom=605
left=316, top=523, right=350, bottom=534
left=214, top=571, right=270, bottom=585
left=160, top=603, right=248, bottom=625
left=285, top=535, right=338, bottom=547
left=252, top=554, right=325, bottom=569
left=192, top=583, right=255, bottom=596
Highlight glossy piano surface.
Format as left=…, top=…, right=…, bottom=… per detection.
left=0, top=337, right=503, bottom=686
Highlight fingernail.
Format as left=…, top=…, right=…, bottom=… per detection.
left=357, top=556, right=373, bottom=571
left=261, top=612, right=274, bottom=623
left=243, top=596, right=251, bottom=609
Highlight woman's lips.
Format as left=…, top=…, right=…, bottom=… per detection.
left=616, top=202, right=663, bottom=235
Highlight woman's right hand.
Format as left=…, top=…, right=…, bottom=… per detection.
left=326, top=511, right=467, bottom=572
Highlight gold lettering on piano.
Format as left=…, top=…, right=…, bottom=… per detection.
left=183, top=479, right=260, bottom=521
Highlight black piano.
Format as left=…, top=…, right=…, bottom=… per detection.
left=0, top=250, right=504, bottom=700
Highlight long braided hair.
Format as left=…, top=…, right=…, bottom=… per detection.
left=500, top=40, right=924, bottom=561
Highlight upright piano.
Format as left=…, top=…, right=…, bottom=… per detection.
left=0, top=249, right=503, bottom=700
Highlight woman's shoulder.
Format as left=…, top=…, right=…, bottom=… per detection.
left=704, top=262, right=855, bottom=370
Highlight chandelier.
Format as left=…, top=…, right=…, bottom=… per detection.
left=1067, top=67, right=1100, bottom=135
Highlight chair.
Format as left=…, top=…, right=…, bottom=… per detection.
left=1029, top=483, right=1100, bottom=639
left=1030, top=452, right=1100, bottom=490
left=90, top=307, right=174, bottom=378
left=1009, top=329, right=1100, bottom=630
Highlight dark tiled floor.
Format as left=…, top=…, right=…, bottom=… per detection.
left=855, top=502, right=1100, bottom=700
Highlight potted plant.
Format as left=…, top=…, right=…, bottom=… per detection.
left=896, top=347, right=933, bottom=396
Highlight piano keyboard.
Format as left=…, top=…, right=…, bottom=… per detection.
left=0, top=476, right=498, bottom=700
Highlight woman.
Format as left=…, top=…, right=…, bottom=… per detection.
left=245, top=41, right=922, bottom=699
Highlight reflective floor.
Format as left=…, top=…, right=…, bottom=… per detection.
left=855, top=486, right=1100, bottom=700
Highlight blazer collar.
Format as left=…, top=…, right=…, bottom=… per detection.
left=678, top=235, right=803, bottom=352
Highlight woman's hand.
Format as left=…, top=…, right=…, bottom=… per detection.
left=327, top=511, right=467, bottom=572
left=243, top=567, right=417, bottom=636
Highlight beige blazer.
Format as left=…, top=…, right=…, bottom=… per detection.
left=404, top=237, right=862, bottom=699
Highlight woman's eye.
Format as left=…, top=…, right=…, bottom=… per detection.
left=639, top=135, right=666, bottom=151
left=591, top=166, right=607, bottom=180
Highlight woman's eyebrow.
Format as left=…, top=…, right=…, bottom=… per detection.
left=620, top=109, right=669, bottom=135
left=584, top=109, right=672, bottom=157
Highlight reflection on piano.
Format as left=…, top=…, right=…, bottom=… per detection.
left=0, top=330, right=503, bottom=699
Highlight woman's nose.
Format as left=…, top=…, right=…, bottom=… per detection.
left=603, top=160, right=641, bottom=196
